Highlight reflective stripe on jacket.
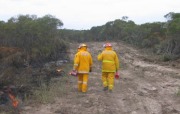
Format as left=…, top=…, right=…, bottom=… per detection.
left=97, top=48, right=119, bottom=72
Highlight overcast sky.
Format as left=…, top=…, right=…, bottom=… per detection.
left=0, top=0, right=180, bottom=30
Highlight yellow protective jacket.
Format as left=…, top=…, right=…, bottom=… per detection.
left=97, top=47, right=119, bottom=72
left=73, top=48, right=93, bottom=74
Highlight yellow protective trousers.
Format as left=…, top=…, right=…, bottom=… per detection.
left=102, top=72, right=115, bottom=90
left=78, top=74, right=88, bottom=92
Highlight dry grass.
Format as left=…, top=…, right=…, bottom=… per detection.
left=33, top=78, right=68, bottom=104
left=32, top=63, right=72, bottom=104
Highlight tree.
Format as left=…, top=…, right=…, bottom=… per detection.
left=122, top=16, right=128, bottom=21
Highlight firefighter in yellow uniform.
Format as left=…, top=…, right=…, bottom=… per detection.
left=97, top=43, right=119, bottom=92
left=73, top=44, right=93, bottom=92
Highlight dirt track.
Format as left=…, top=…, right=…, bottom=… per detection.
left=23, top=42, right=180, bottom=114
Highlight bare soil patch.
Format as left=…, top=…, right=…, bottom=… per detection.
left=22, top=42, right=180, bottom=114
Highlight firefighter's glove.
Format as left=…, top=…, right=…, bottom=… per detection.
left=89, top=67, right=92, bottom=72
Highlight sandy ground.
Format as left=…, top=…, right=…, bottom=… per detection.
left=22, top=42, right=180, bottom=114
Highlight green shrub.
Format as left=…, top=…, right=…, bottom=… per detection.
left=162, top=53, right=171, bottom=61
left=177, top=88, right=180, bottom=96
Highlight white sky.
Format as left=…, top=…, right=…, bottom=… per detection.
left=0, top=0, right=180, bottom=30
